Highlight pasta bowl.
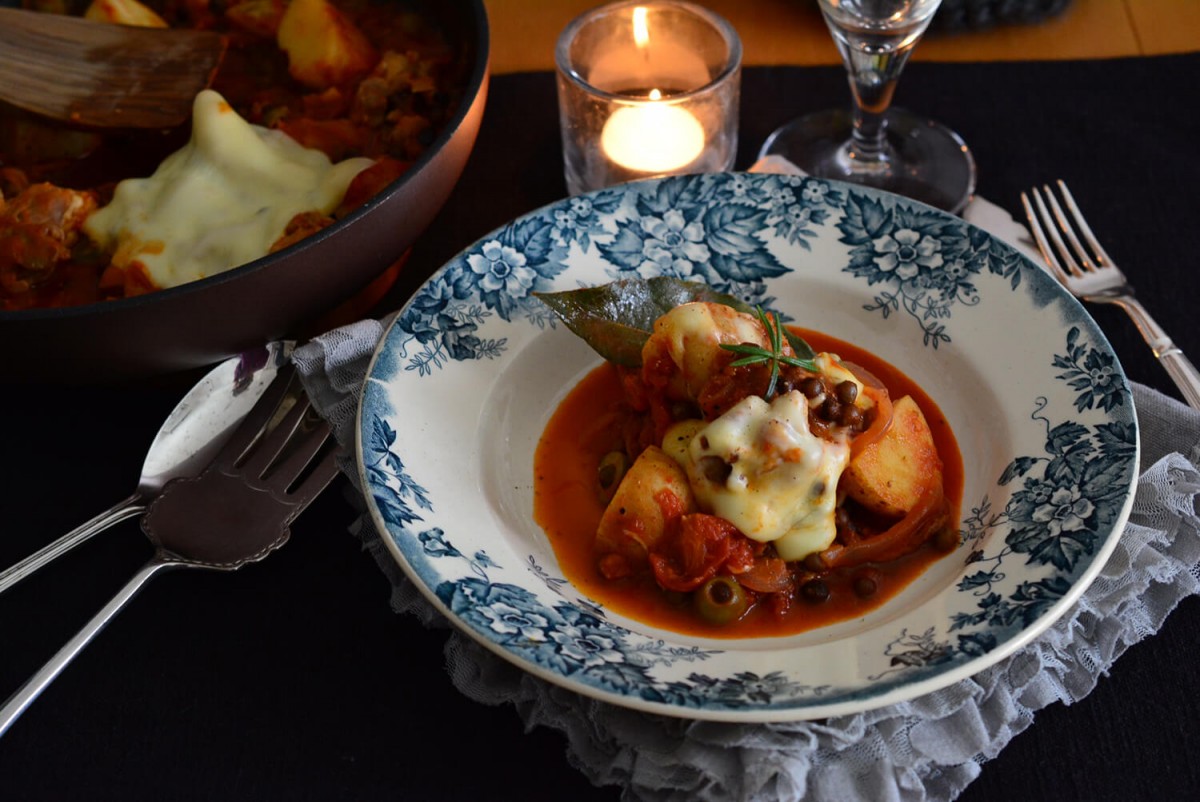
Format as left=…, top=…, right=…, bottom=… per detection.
left=357, top=172, right=1138, bottom=721
left=0, top=0, right=489, bottom=382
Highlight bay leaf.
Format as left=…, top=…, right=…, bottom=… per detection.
left=534, top=277, right=814, bottom=366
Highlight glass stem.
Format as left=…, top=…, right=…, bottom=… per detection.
left=842, top=48, right=910, bottom=171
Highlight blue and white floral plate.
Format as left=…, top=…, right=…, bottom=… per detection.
left=356, top=172, right=1138, bottom=722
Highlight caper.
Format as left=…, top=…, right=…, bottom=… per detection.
left=838, top=405, right=864, bottom=429
left=835, top=380, right=859, bottom=405
left=852, top=570, right=881, bottom=598
left=820, top=397, right=842, bottom=422
left=596, top=451, right=629, bottom=503
left=693, top=576, right=749, bottom=625
left=801, top=578, right=830, bottom=604
left=799, top=376, right=824, bottom=399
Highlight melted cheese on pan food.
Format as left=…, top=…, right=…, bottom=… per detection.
left=683, top=391, right=851, bottom=562
left=84, top=90, right=374, bottom=289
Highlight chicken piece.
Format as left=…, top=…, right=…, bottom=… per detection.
left=596, top=446, right=696, bottom=568
left=840, top=395, right=943, bottom=518
left=0, top=183, right=98, bottom=292
left=277, top=0, right=379, bottom=89
left=270, top=210, right=334, bottom=253
left=641, top=302, right=769, bottom=403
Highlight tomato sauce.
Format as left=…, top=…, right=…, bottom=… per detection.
left=533, top=328, right=964, bottom=639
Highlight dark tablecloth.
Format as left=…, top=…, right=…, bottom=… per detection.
left=3, top=55, right=1199, bottom=800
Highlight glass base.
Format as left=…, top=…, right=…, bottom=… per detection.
left=758, top=107, right=977, bottom=215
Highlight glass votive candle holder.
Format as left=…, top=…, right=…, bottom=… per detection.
left=556, top=0, right=742, bottom=195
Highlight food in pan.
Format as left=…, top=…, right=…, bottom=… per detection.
left=533, top=278, right=962, bottom=637
left=0, top=0, right=468, bottom=310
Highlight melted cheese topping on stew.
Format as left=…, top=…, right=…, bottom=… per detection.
left=651, top=302, right=768, bottom=398
left=83, top=90, right=373, bottom=289
left=684, top=390, right=851, bottom=561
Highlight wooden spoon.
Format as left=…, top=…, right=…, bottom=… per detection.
left=0, top=8, right=226, bottom=129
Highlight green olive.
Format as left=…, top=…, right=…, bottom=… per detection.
left=596, top=451, right=630, bottom=503
left=693, top=576, right=749, bottom=625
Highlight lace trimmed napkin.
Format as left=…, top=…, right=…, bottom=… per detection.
left=292, top=192, right=1200, bottom=800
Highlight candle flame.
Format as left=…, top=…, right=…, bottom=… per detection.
left=633, top=6, right=649, bottom=47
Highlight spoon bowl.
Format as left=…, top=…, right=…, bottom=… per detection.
left=0, top=7, right=225, bottom=128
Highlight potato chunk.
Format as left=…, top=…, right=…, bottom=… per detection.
left=84, top=0, right=167, bottom=27
left=660, top=419, right=705, bottom=467
left=226, top=0, right=287, bottom=37
left=596, top=446, right=696, bottom=565
left=277, top=0, right=379, bottom=89
left=841, top=395, right=942, bottom=518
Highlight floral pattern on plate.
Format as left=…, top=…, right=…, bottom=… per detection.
left=357, top=172, right=1138, bottom=721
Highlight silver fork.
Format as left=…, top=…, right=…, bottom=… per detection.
left=1021, top=180, right=1200, bottom=410
left=0, top=363, right=342, bottom=737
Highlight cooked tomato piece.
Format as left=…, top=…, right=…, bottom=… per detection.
left=649, top=513, right=743, bottom=592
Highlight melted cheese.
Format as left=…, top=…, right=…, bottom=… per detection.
left=646, top=302, right=767, bottom=399
left=84, top=90, right=374, bottom=289
left=685, top=391, right=851, bottom=561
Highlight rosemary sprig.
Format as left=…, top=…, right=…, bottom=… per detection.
left=720, top=307, right=818, bottom=400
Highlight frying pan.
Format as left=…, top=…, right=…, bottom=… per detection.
left=0, top=0, right=490, bottom=383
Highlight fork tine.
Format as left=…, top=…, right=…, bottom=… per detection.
left=261, top=437, right=341, bottom=530
left=236, top=393, right=317, bottom=478
left=290, top=437, right=342, bottom=501
left=1021, top=188, right=1074, bottom=284
left=1040, top=182, right=1096, bottom=272
left=261, top=413, right=334, bottom=491
left=1054, top=180, right=1117, bottom=268
left=1030, top=185, right=1085, bottom=278
left=203, top=357, right=341, bottom=497
left=214, top=362, right=300, bottom=466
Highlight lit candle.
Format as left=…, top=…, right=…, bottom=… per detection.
left=555, top=1, right=741, bottom=194
left=597, top=7, right=705, bottom=174
left=601, top=92, right=705, bottom=173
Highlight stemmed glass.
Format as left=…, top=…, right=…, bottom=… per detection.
left=759, top=0, right=976, bottom=213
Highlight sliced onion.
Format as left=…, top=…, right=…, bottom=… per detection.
left=818, top=482, right=947, bottom=569
left=735, top=555, right=792, bottom=593
left=841, top=360, right=886, bottom=391
left=848, top=381, right=893, bottom=459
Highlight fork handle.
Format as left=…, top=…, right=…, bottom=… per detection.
left=0, top=493, right=145, bottom=596
left=1111, top=296, right=1200, bottom=410
left=0, top=557, right=174, bottom=737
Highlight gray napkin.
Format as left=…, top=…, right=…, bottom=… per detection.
left=294, top=319, right=1200, bottom=802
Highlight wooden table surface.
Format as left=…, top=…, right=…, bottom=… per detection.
left=484, top=0, right=1200, bottom=75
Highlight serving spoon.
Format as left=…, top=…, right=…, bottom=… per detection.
left=0, top=341, right=292, bottom=596
left=0, top=362, right=340, bottom=737
left=0, top=8, right=226, bottom=128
